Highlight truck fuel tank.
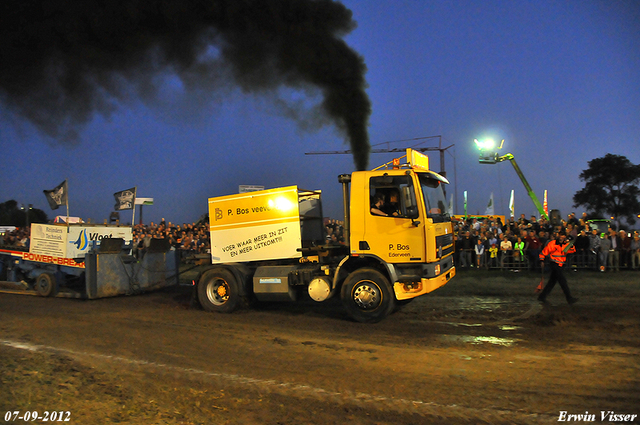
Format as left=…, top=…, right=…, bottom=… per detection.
left=252, top=266, right=298, bottom=302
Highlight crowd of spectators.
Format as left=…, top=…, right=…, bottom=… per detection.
left=0, top=220, right=213, bottom=259
left=0, top=227, right=30, bottom=249
left=131, top=219, right=210, bottom=259
left=3, top=212, right=638, bottom=270
left=454, top=212, right=640, bottom=272
left=132, top=218, right=348, bottom=258
left=1, top=217, right=348, bottom=260
left=324, top=219, right=346, bottom=245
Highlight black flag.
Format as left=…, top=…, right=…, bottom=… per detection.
left=114, top=187, right=136, bottom=211
left=43, top=180, right=68, bottom=210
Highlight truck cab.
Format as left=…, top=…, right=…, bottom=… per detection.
left=348, top=152, right=455, bottom=301
left=333, top=149, right=455, bottom=320
left=199, top=148, right=455, bottom=323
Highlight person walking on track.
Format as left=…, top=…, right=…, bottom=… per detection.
left=538, top=229, right=579, bottom=305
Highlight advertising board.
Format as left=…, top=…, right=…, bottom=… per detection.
left=66, top=225, right=133, bottom=258
left=208, top=186, right=302, bottom=263
left=30, top=223, right=133, bottom=259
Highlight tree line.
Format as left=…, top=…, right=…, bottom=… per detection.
left=573, top=153, right=640, bottom=227
left=0, top=200, right=48, bottom=227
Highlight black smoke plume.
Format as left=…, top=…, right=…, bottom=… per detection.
left=0, top=0, right=371, bottom=170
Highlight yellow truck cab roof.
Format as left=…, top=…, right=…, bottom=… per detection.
left=370, top=148, right=449, bottom=184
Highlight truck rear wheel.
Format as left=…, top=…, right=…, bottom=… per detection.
left=197, top=268, right=240, bottom=313
left=35, top=273, right=56, bottom=297
left=341, top=268, right=395, bottom=323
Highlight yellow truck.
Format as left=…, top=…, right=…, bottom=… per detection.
left=197, top=148, right=455, bottom=322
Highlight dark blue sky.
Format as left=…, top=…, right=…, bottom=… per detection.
left=2, top=0, right=639, bottom=224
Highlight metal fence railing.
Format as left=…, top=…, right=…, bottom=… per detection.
left=455, top=250, right=639, bottom=271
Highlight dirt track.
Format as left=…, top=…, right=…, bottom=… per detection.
left=1, top=269, right=639, bottom=424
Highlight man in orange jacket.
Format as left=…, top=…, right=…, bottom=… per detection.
left=538, top=229, right=579, bottom=304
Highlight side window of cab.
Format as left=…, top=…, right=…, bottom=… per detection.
left=369, top=176, right=417, bottom=218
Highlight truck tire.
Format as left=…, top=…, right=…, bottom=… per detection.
left=341, top=268, right=395, bottom=323
left=35, top=273, right=56, bottom=297
left=197, top=268, right=240, bottom=313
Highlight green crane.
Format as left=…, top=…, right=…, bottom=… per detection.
left=475, top=139, right=549, bottom=221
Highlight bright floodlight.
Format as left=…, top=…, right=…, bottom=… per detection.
left=474, top=138, right=495, bottom=151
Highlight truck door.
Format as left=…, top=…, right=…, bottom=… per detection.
left=362, top=175, right=425, bottom=263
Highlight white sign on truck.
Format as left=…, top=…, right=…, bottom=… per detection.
left=30, top=223, right=133, bottom=259
left=29, top=224, right=68, bottom=257
left=208, top=186, right=303, bottom=263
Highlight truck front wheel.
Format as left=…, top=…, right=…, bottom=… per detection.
left=197, top=268, right=240, bottom=313
left=341, top=268, right=395, bottom=323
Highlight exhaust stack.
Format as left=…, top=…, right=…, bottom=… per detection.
left=338, top=174, right=351, bottom=247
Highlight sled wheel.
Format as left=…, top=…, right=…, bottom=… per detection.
left=35, top=273, right=56, bottom=297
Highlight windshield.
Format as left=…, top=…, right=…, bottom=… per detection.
left=418, top=173, right=450, bottom=223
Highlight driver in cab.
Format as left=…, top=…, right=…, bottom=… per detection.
left=371, top=190, right=401, bottom=217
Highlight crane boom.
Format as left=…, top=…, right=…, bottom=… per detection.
left=495, top=153, right=549, bottom=221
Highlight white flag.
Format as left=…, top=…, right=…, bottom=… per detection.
left=484, top=192, right=494, bottom=215
left=464, top=191, right=468, bottom=217
left=509, top=190, right=515, bottom=218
